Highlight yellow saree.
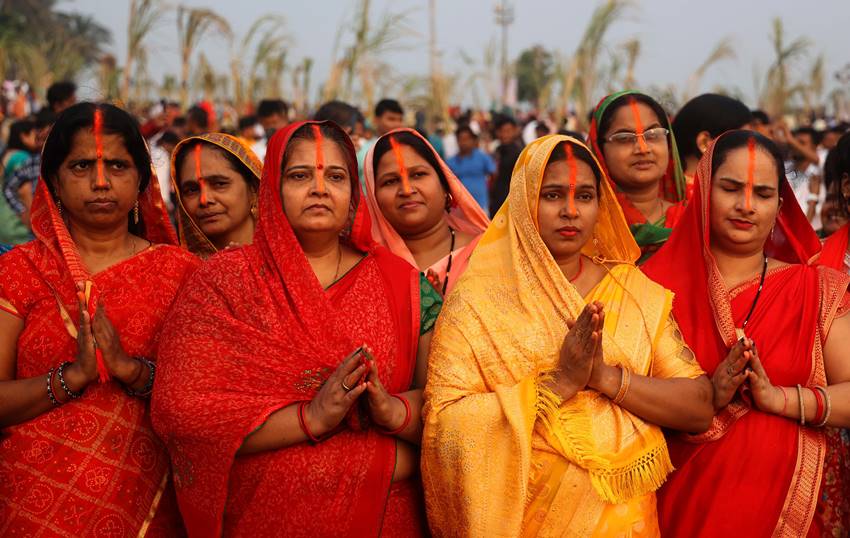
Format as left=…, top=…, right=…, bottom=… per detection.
left=421, top=135, right=704, bottom=537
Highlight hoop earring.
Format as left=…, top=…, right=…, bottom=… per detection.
left=445, top=192, right=454, bottom=211
left=133, top=201, right=139, bottom=224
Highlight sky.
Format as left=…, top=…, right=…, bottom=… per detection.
left=66, top=0, right=850, bottom=108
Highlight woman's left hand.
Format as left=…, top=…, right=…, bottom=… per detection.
left=363, top=348, right=406, bottom=431
left=745, top=349, right=785, bottom=415
left=92, top=303, right=141, bottom=385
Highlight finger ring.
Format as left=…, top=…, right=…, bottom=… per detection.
left=341, top=379, right=353, bottom=391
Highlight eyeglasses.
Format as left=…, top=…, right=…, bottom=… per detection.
left=606, top=127, right=669, bottom=146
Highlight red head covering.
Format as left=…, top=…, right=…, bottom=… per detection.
left=817, top=223, right=849, bottom=270
left=153, top=121, right=422, bottom=537
left=642, top=129, right=821, bottom=371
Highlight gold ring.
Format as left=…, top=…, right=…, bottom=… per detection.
left=341, top=379, right=353, bottom=391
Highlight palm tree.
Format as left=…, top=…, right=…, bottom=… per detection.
left=558, top=0, right=631, bottom=127
left=177, top=6, right=232, bottom=107
left=230, top=14, right=289, bottom=112
left=122, top=0, right=168, bottom=104
left=762, top=17, right=810, bottom=117
left=683, top=37, right=736, bottom=102
left=322, top=0, right=414, bottom=114
left=800, top=55, right=825, bottom=117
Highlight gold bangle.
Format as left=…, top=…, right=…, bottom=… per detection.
left=613, top=367, right=631, bottom=405
left=796, top=384, right=806, bottom=426
left=814, top=386, right=831, bottom=428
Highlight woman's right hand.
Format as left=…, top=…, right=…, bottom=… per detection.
left=711, top=337, right=752, bottom=411
left=62, top=284, right=100, bottom=392
left=305, top=349, right=368, bottom=437
left=550, top=302, right=603, bottom=400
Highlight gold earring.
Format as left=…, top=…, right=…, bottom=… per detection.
left=57, top=199, right=63, bottom=215
left=133, top=201, right=139, bottom=224
left=251, top=204, right=258, bottom=218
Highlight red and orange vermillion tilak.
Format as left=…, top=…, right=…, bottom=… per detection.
left=629, top=99, right=649, bottom=153
left=745, top=137, right=757, bottom=210
left=194, top=144, right=208, bottom=205
left=565, top=143, right=578, bottom=215
left=388, top=136, right=412, bottom=194
left=93, top=108, right=107, bottom=187
left=311, top=124, right=326, bottom=193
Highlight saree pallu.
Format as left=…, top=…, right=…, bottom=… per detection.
left=816, top=222, right=850, bottom=536
left=422, top=135, right=705, bottom=537
left=0, top=242, right=198, bottom=537
left=657, top=264, right=850, bottom=537
left=152, top=121, right=426, bottom=537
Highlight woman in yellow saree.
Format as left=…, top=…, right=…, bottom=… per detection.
left=422, top=135, right=715, bottom=537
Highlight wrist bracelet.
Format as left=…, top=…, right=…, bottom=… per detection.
left=780, top=386, right=788, bottom=416
left=814, top=386, right=831, bottom=427
left=123, top=358, right=156, bottom=398
left=380, top=394, right=412, bottom=436
left=812, top=386, right=824, bottom=425
left=297, top=401, right=322, bottom=443
left=796, top=384, right=806, bottom=426
left=612, top=367, right=631, bottom=405
left=46, top=368, right=60, bottom=406
left=57, top=361, right=83, bottom=400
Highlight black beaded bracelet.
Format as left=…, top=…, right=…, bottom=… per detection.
left=123, top=358, right=156, bottom=398
left=57, top=361, right=83, bottom=400
left=46, top=368, right=60, bottom=406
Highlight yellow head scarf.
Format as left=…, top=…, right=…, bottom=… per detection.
left=423, top=135, right=681, bottom=535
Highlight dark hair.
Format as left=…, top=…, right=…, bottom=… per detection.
left=41, top=102, right=151, bottom=194
left=709, top=130, right=787, bottom=190
left=157, top=130, right=181, bottom=148
left=596, top=93, right=671, bottom=149
left=372, top=131, right=449, bottom=192
left=174, top=139, right=259, bottom=193
left=4, top=119, right=36, bottom=154
left=238, top=115, right=258, bottom=131
left=257, top=99, right=288, bottom=119
left=792, top=126, right=820, bottom=146
left=493, top=114, right=517, bottom=130
left=558, top=129, right=585, bottom=139
left=546, top=141, right=602, bottom=188
left=673, top=94, right=753, bottom=161
left=34, top=107, right=56, bottom=129
left=375, top=99, right=403, bottom=118
left=312, top=101, right=362, bottom=132
left=456, top=125, right=477, bottom=139
left=46, top=81, right=76, bottom=109
left=281, top=122, right=355, bottom=176
left=751, top=109, right=770, bottom=125
left=186, top=106, right=209, bottom=129
left=833, top=132, right=850, bottom=215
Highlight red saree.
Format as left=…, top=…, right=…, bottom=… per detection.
left=152, top=121, right=425, bottom=537
left=0, top=174, right=197, bottom=536
left=643, top=133, right=850, bottom=537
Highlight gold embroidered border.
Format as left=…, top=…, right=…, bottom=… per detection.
left=137, top=471, right=169, bottom=537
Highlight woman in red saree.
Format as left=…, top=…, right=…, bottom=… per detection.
left=363, top=127, right=489, bottom=296
left=587, top=91, right=688, bottom=263
left=152, top=120, right=439, bottom=537
left=0, top=103, right=197, bottom=536
left=643, top=130, right=850, bottom=537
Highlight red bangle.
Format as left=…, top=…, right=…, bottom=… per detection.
left=381, top=394, right=411, bottom=436
left=811, top=387, right=824, bottom=425
left=297, top=401, right=322, bottom=443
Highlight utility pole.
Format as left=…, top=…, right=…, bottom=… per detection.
left=493, top=0, right=514, bottom=108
